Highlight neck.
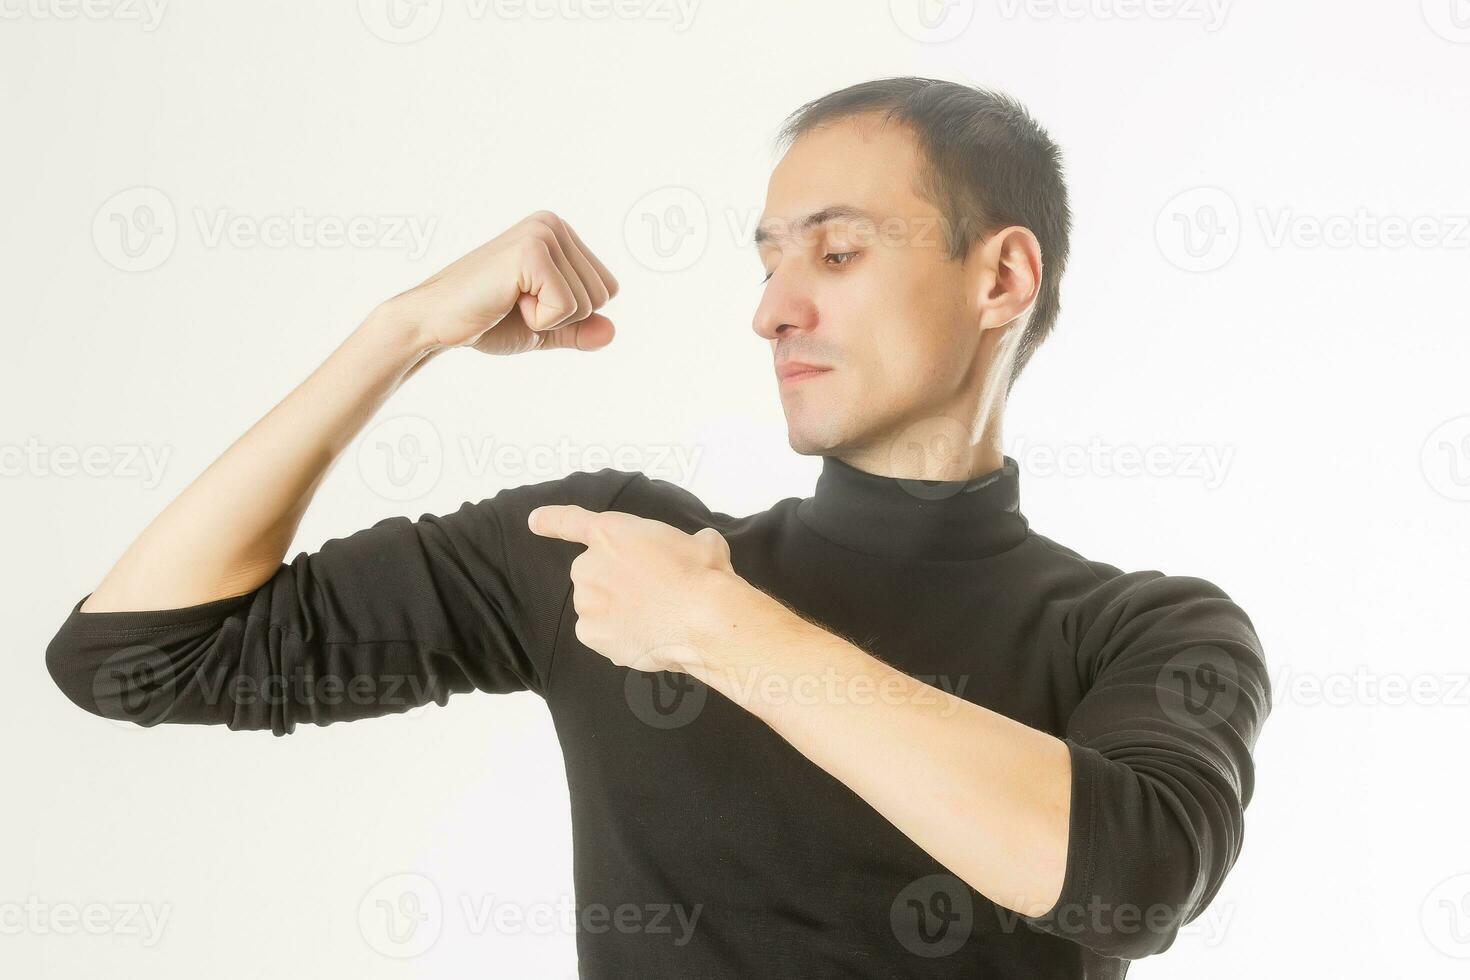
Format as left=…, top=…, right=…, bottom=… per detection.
left=795, top=446, right=1028, bottom=561
left=837, top=412, right=1005, bottom=483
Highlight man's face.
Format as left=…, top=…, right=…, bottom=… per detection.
left=753, top=114, right=986, bottom=461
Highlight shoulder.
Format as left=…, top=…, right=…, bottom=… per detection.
left=462, top=467, right=736, bottom=536
left=1024, top=530, right=1256, bottom=622
left=461, top=467, right=643, bottom=523
left=1021, top=530, right=1268, bottom=677
left=590, top=468, right=745, bottom=534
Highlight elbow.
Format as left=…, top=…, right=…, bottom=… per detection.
left=1042, top=738, right=1251, bottom=961
left=44, top=589, right=277, bottom=731
left=1030, top=793, right=1214, bottom=961
left=1097, top=896, right=1192, bottom=962
left=45, top=621, right=189, bottom=729
left=45, top=628, right=109, bottom=720
left=1039, top=874, right=1196, bottom=961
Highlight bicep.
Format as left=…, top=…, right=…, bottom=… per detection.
left=46, top=490, right=581, bottom=735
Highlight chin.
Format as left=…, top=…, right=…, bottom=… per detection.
left=784, top=407, right=855, bottom=457
left=786, top=431, right=829, bottom=457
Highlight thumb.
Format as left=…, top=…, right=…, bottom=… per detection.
left=692, top=526, right=731, bottom=568
left=536, top=313, right=616, bottom=352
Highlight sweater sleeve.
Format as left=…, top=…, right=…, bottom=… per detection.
left=44, top=467, right=640, bottom=736
left=1020, top=571, right=1273, bottom=961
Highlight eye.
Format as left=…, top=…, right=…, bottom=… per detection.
left=761, top=251, right=857, bottom=284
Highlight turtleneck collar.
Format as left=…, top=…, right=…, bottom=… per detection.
left=795, top=454, right=1029, bottom=561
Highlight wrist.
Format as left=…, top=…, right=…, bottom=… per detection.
left=362, top=297, right=442, bottom=361
left=680, top=574, right=797, bottom=690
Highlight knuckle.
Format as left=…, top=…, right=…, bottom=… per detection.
left=587, top=519, right=616, bottom=546
left=526, top=222, right=558, bottom=249
left=515, top=234, right=548, bottom=265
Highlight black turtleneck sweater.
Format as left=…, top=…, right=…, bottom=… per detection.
left=45, top=457, right=1271, bottom=979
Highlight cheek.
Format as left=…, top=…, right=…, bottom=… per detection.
left=845, top=303, right=964, bottom=393
left=819, top=254, right=971, bottom=394
left=901, top=269, right=979, bottom=382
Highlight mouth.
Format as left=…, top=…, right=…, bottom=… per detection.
left=776, top=363, right=831, bottom=386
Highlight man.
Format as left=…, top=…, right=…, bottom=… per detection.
left=45, top=77, right=1271, bottom=978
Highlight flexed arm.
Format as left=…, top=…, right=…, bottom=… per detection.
left=47, top=212, right=624, bottom=734
left=81, top=211, right=618, bottom=613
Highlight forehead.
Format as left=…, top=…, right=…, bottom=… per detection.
left=759, top=115, right=934, bottom=233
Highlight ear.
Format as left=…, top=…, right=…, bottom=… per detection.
left=972, top=225, right=1043, bottom=333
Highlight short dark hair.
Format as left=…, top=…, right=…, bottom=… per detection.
left=774, top=76, right=1072, bottom=395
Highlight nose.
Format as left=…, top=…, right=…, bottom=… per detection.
left=751, top=265, right=818, bottom=342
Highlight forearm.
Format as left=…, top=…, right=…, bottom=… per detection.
left=689, top=580, right=1073, bottom=917
left=83, top=304, right=437, bottom=612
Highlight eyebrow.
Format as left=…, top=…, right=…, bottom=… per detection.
left=753, top=204, right=878, bottom=247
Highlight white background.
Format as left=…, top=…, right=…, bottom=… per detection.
left=4, top=1, right=1469, bottom=976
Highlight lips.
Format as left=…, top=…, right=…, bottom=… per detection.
left=776, top=362, right=831, bottom=384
